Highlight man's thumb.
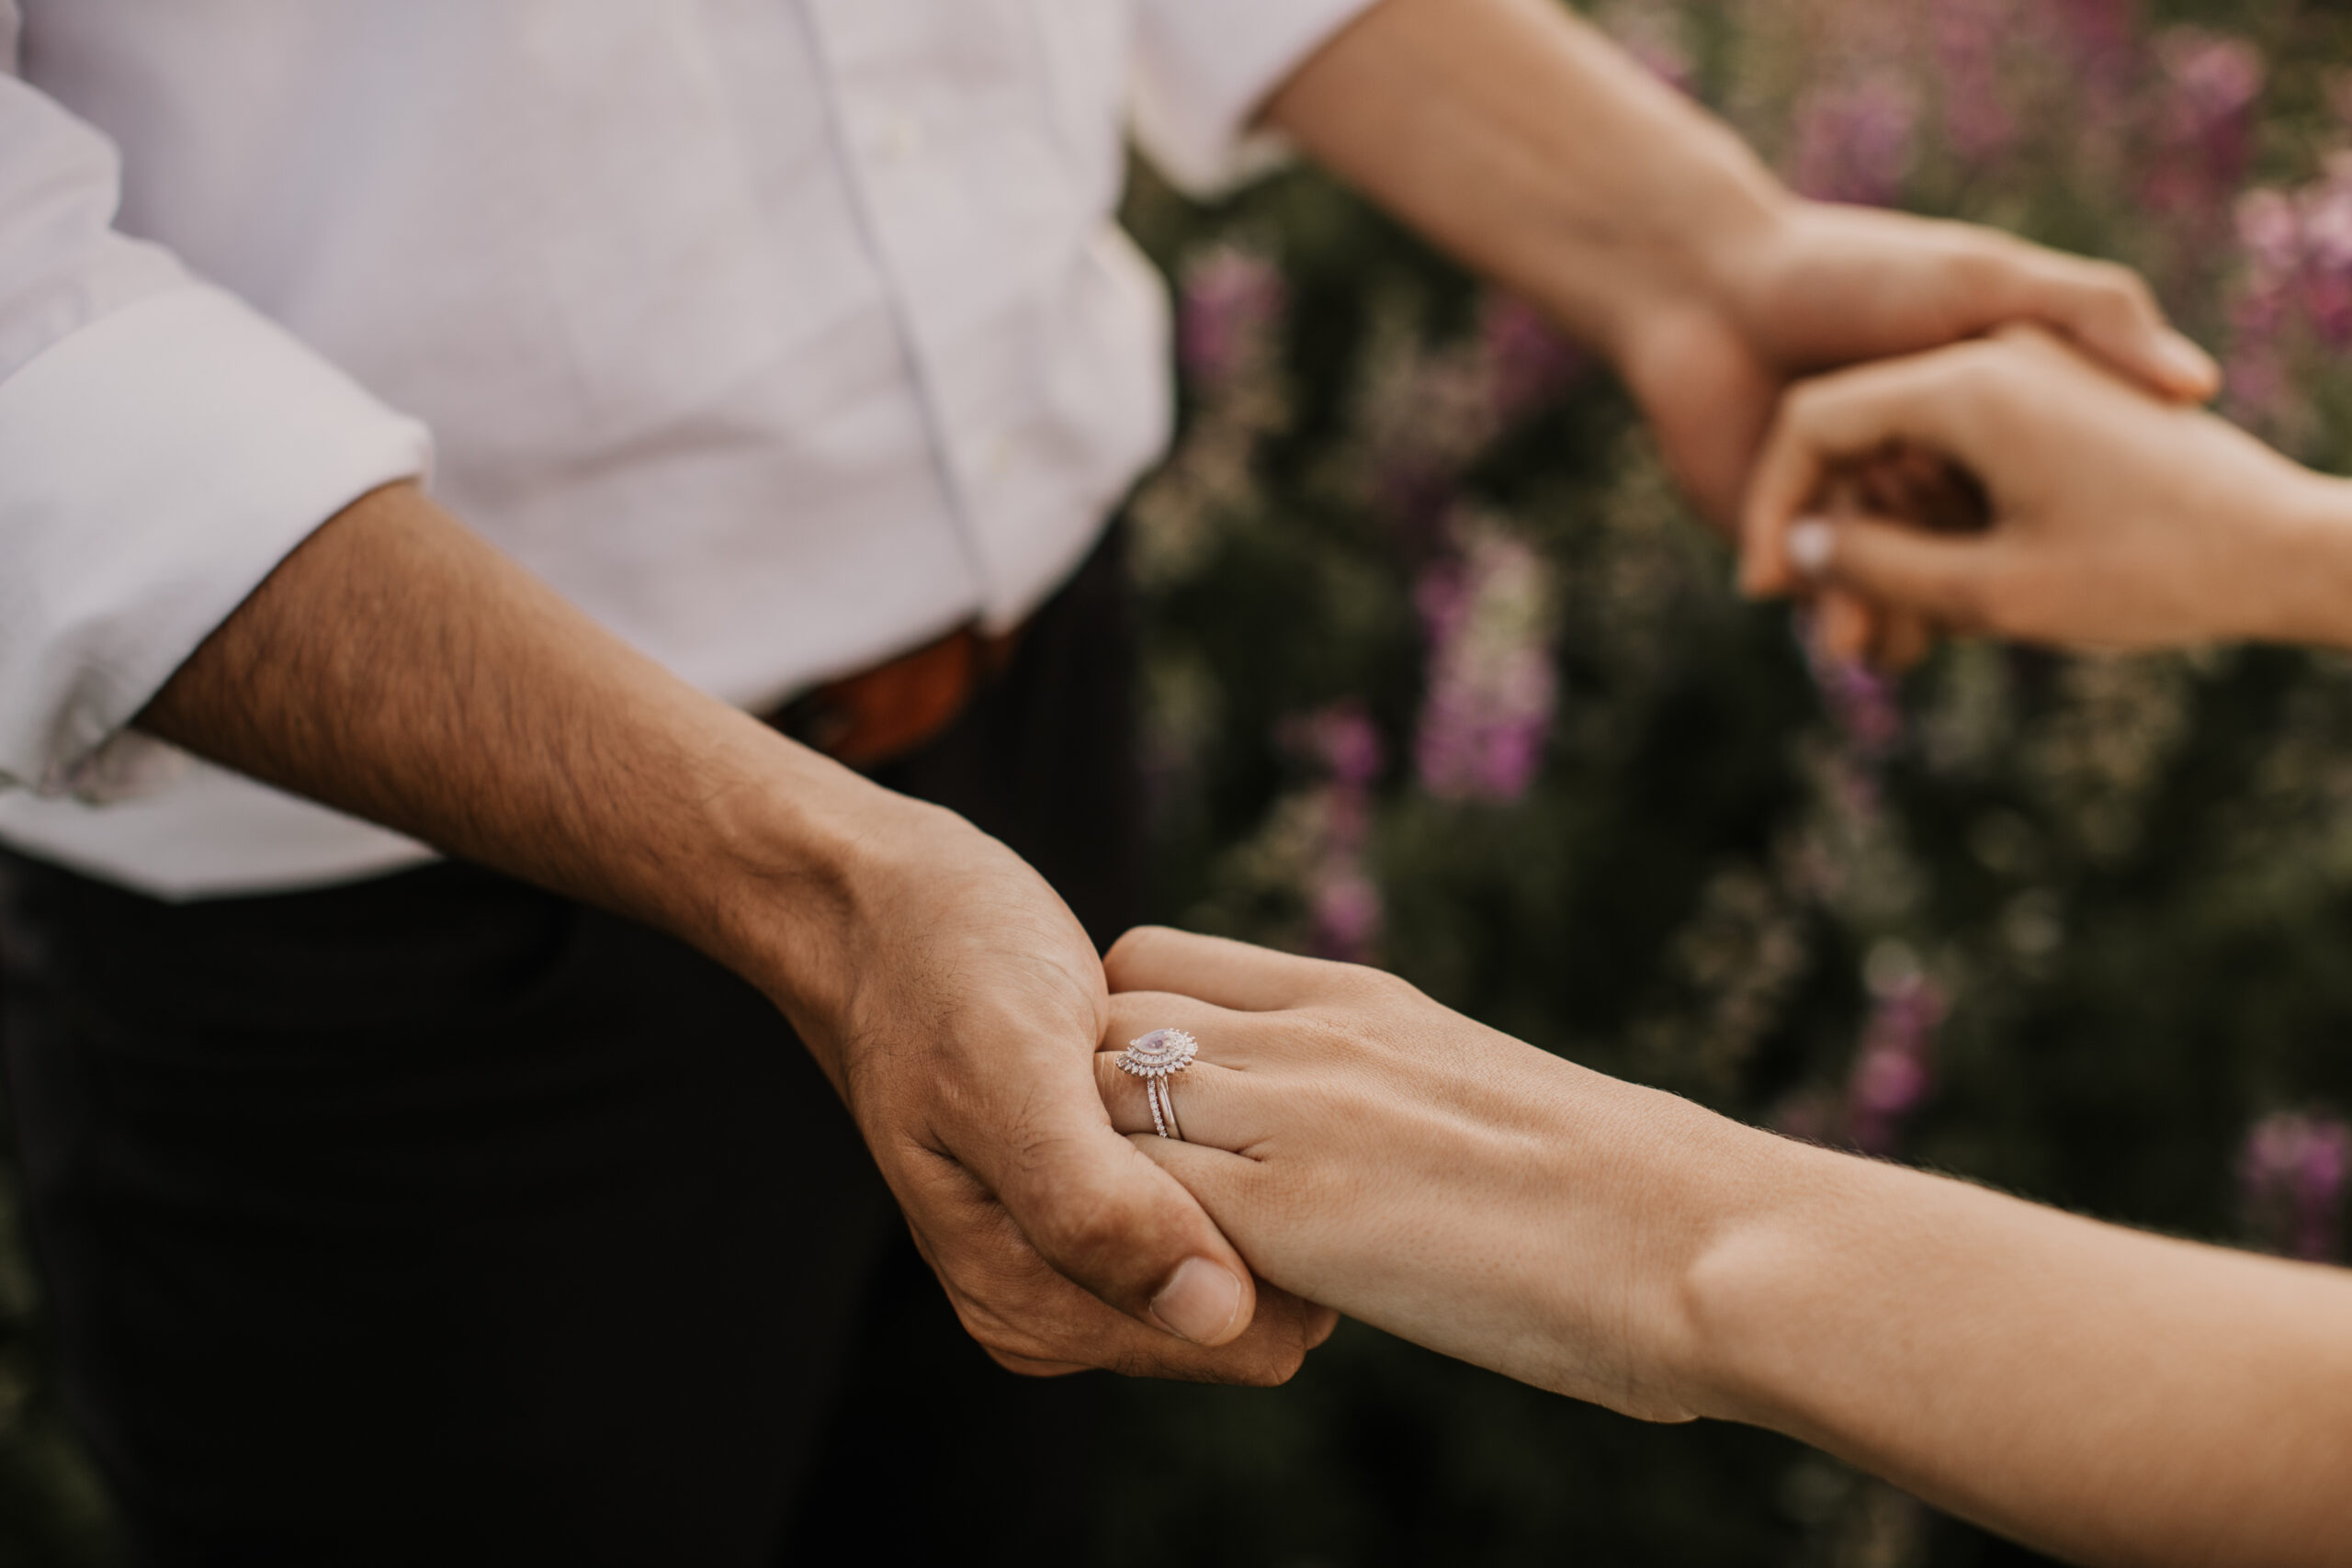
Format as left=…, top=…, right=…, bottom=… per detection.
left=1787, top=513, right=1999, bottom=632
left=989, top=1109, right=1257, bottom=1346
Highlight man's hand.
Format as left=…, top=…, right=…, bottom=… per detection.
left=1736, top=325, right=2352, bottom=653
left=729, top=780, right=1340, bottom=1380
left=141, top=481, right=1333, bottom=1383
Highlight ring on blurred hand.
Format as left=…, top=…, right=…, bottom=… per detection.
left=1116, top=1027, right=1197, bottom=1142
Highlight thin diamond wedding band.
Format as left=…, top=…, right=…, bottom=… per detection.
left=1115, top=1027, right=1197, bottom=1142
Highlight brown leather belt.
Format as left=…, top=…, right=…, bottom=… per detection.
left=772, top=621, right=1023, bottom=770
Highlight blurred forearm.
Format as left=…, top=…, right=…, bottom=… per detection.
left=1678, top=1134, right=2352, bottom=1566
left=2251, top=475, right=2352, bottom=651
left=1261, top=0, right=1785, bottom=363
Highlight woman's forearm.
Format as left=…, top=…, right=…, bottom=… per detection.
left=2249, top=472, right=2352, bottom=652
left=1675, top=1135, right=2352, bottom=1566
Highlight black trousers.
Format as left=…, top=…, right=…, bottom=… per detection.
left=0, top=536, right=1139, bottom=1566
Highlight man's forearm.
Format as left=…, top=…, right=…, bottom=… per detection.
left=1678, top=1134, right=2352, bottom=1565
left=137, top=481, right=877, bottom=1052
left=1264, top=0, right=1784, bottom=360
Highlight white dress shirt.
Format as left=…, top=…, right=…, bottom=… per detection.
left=0, top=0, right=1371, bottom=897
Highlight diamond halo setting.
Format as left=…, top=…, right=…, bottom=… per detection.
left=1116, top=1027, right=1198, bottom=1080
left=1115, top=1028, right=1198, bottom=1140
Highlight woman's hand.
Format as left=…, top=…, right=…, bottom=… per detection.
left=1090, top=926, right=1776, bottom=1423
left=1737, top=325, right=2352, bottom=651
left=1098, top=926, right=2352, bottom=1568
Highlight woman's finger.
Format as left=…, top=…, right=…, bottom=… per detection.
left=1813, top=588, right=1879, bottom=663
left=1789, top=513, right=2005, bottom=634
left=1105, top=926, right=1338, bottom=1012
left=1097, top=990, right=1299, bottom=1152
left=1102, top=989, right=1260, bottom=1063
left=1742, top=343, right=2016, bottom=599
left=1092, top=1053, right=1260, bottom=1151
left=1875, top=605, right=1938, bottom=672
left=1098, top=990, right=1280, bottom=1152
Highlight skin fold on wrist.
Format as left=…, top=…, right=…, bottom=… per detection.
left=667, top=727, right=892, bottom=1064
left=1495, top=1065, right=1796, bottom=1421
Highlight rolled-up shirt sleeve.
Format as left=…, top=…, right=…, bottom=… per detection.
left=1131, top=0, right=1380, bottom=195
left=0, top=72, right=431, bottom=798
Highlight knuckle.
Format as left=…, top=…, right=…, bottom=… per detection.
left=1238, top=1344, right=1308, bottom=1389
left=1946, top=343, right=2017, bottom=407
left=1102, top=923, right=1168, bottom=977
left=1945, top=240, right=2008, bottom=299
left=2092, top=258, right=2153, bottom=305
left=1781, top=377, right=1834, bottom=431
left=948, top=1289, right=1046, bottom=1362
left=985, top=1346, right=1082, bottom=1380
left=1330, top=961, right=1414, bottom=1004
left=1297, top=1011, right=1378, bottom=1068
left=2076, top=261, right=2154, bottom=329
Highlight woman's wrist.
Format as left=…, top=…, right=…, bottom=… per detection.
left=1502, top=1065, right=1807, bottom=1422
left=2240, top=468, right=2352, bottom=649
left=1668, top=1134, right=1893, bottom=1429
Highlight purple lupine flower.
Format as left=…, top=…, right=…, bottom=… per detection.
left=2221, top=164, right=2352, bottom=427
left=2239, top=1111, right=2352, bottom=1262
left=1310, top=864, right=1383, bottom=964
left=2297, top=161, right=2352, bottom=345
left=1311, top=763, right=1380, bottom=962
left=1479, top=292, right=1586, bottom=430
left=1803, top=628, right=1905, bottom=761
left=1788, top=73, right=1920, bottom=208
left=1414, top=517, right=1558, bottom=804
left=1600, top=0, right=1696, bottom=96
left=1299, top=703, right=1384, bottom=790
left=1177, top=244, right=1287, bottom=393
left=1929, top=0, right=2021, bottom=166
left=1846, top=974, right=1946, bottom=1156
left=2225, top=187, right=2310, bottom=424
left=2239, top=186, right=2306, bottom=279
left=1280, top=703, right=1386, bottom=963
left=1362, top=353, right=1488, bottom=539
left=2053, top=0, right=2144, bottom=140
left=2142, top=28, right=2264, bottom=220
left=2056, top=0, right=2137, bottom=79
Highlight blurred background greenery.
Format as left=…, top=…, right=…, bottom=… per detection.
left=9, top=1, right=2352, bottom=1563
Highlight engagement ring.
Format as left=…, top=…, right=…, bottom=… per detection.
left=1116, top=1027, right=1197, bottom=1141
